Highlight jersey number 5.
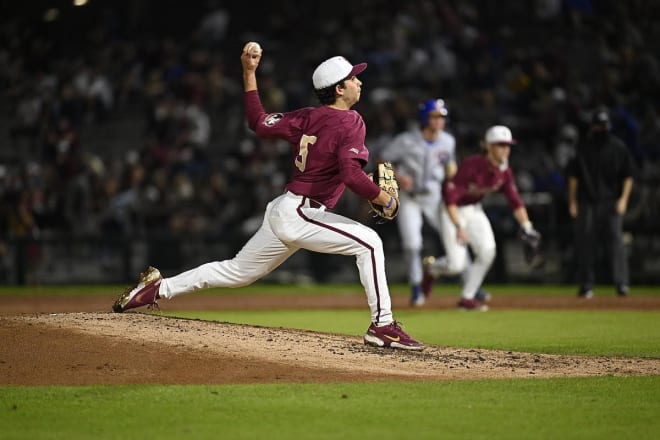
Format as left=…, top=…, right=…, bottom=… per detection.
left=295, top=134, right=317, bottom=172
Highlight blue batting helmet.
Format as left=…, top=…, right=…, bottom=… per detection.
left=418, top=99, right=449, bottom=126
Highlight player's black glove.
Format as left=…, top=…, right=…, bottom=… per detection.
left=519, top=225, right=544, bottom=268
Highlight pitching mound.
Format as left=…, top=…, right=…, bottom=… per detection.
left=2, top=312, right=658, bottom=385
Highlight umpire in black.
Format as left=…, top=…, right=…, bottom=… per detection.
left=567, top=108, right=635, bottom=298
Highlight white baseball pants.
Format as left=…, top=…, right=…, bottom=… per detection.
left=159, top=191, right=393, bottom=324
left=396, top=190, right=443, bottom=285
left=430, top=203, right=496, bottom=299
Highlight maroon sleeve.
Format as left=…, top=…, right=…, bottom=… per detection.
left=339, top=159, right=381, bottom=201
left=336, top=112, right=369, bottom=165
left=243, top=90, right=266, bottom=131
left=442, top=179, right=461, bottom=205
left=442, top=160, right=472, bottom=205
left=501, top=169, right=524, bottom=210
left=244, top=91, right=307, bottom=142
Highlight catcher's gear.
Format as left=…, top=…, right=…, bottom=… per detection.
left=368, top=162, right=399, bottom=223
left=519, top=226, right=544, bottom=268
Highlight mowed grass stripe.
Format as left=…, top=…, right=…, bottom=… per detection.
left=0, top=283, right=658, bottom=297
left=2, top=377, right=659, bottom=440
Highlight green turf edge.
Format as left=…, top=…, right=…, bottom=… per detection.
left=2, top=377, right=659, bottom=440
left=0, top=283, right=658, bottom=297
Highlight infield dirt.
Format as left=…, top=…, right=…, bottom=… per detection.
left=1, top=294, right=659, bottom=385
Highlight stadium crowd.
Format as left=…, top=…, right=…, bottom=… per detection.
left=2, top=0, right=659, bottom=282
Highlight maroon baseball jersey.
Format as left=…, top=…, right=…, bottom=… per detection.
left=442, top=154, right=524, bottom=210
left=244, top=91, right=380, bottom=208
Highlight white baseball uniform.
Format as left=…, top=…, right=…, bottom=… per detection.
left=380, top=128, right=455, bottom=285
left=158, top=90, right=395, bottom=325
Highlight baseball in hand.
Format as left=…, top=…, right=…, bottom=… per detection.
left=246, top=42, right=262, bottom=57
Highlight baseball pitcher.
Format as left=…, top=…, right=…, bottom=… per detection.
left=112, top=42, right=424, bottom=351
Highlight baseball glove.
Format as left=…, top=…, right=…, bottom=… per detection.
left=519, top=227, right=544, bottom=268
left=368, top=161, right=399, bottom=223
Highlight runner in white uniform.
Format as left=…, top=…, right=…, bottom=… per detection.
left=379, top=99, right=456, bottom=305
left=380, top=100, right=489, bottom=306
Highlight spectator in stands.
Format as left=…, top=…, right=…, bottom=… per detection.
left=1, top=1, right=658, bottom=284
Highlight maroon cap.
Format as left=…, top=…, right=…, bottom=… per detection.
left=348, top=63, right=367, bottom=78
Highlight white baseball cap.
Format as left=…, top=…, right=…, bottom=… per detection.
left=485, top=125, right=516, bottom=145
left=312, top=56, right=367, bottom=90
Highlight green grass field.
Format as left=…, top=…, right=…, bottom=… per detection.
left=0, top=283, right=658, bottom=297
left=2, top=283, right=659, bottom=439
left=3, top=377, right=659, bottom=440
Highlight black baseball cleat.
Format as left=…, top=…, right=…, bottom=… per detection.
left=577, top=287, right=594, bottom=299
left=616, top=284, right=629, bottom=297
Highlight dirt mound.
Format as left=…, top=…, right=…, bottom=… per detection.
left=2, top=313, right=658, bottom=385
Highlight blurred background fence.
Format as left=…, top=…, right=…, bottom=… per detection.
left=4, top=182, right=659, bottom=285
